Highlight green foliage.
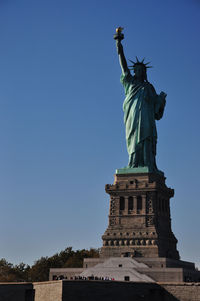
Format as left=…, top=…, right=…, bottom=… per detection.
left=63, top=248, right=99, bottom=268
left=0, top=259, right=30, bottom=282
left=0, top=247, right=99, bottom=282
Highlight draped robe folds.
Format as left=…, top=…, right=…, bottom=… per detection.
left=120, top=71, right=165, bottom=171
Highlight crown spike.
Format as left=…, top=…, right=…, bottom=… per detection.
left=129, top=59, right=136, bottom=65
left=136, top=56, right=139, bottom=63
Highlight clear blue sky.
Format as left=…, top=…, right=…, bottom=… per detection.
left=0, top=0, right=199, bottom=267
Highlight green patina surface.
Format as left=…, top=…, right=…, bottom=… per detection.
left=115, top=29, right=166, bottom=173
left=116, top=167, right=164, bottom=176
left=120, top=72, right=165, bottom=172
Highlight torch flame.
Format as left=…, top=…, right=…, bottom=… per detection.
left=116, top=27, right=124, bottom=34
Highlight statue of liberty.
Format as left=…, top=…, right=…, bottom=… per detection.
left=114, top=28, right=166, bottom=173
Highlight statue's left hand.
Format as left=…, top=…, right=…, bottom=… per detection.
left=160, top=91, right=167, bottom=98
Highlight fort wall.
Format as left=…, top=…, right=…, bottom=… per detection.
left=0, top=280, right=200, bottom=301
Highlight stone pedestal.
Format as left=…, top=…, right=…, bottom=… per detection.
left=49, top=171, right=200, bottom=283
left=101, top=172, right=180, bottom=259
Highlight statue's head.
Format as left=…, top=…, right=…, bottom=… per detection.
left=129, top=57, right=152, bottom=82
left=134, top=64, right=146, bottom=81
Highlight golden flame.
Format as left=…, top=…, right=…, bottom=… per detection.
left=116, top=27, right=124, bottom=34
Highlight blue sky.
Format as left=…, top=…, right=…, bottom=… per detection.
left=0, top=0, right=199, bottom=267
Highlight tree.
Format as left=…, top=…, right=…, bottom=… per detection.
left=0, top=259, right=30, bottom=282
left=0, top=247, right=99, bottom=282
left=28, top=247, right=99, bottom=282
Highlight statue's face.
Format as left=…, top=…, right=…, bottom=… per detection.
left=134, top=65, right=145, bottom=80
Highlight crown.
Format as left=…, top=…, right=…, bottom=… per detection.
left=129, top=57, right=152, bottom=70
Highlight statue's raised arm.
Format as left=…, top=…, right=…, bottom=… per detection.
left=114, top=27, right=129, bottom=75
